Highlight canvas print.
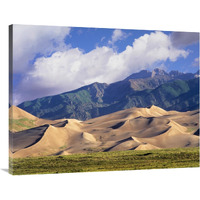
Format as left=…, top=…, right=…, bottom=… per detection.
left=9, top=25, right=199, bottom=175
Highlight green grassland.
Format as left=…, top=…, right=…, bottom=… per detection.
left=9, top=147, right=199, bottom=175
left=9, top=118, right=36, bottom=132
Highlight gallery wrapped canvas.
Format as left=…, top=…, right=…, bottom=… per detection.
left=9, top=25, right=199, bottom=175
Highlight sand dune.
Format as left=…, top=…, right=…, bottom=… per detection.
left=9, top=105, right=37, bottom=120
left=135, top=143, right=160, bottom=150
left=82, top=132, right=97, bottom=143
left=9, top=105, right=199, bottom=158
left=9, top=105, right=67, bottom=132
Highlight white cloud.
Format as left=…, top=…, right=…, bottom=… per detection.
left=108, top=29, right=127, bottom=45
left=13, top=24, right=71, bottom=73
left=15, top=31, right=189, bottom=105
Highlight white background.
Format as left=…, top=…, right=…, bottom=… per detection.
left=0, top=0, right=199, bottom=199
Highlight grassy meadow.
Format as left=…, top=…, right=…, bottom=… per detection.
left=9, top=118, right=36, bottom=132
left=9, top=147, right=199, bottom=175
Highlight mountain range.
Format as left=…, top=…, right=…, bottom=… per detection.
left=18, top=68, right=199, bottom=121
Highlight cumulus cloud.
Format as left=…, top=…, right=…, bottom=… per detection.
left=13, top=25, right=71, bottom=73
left=15, top=31, right=189, bottom=105
left=108, top=29, right=127, bottom=45
left=170, top=32, right=199, bottom=48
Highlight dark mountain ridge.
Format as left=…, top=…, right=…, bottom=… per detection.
left=18, top=69, right=199, bottom=120
left=125, top=68, right=195, bottom=81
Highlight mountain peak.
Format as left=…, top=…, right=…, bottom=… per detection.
left=125, top=68, right=197, bottom=81
left=151, top=68, right=168, bottom=77
left=124, top=69, right=152, bottom=80
left=125, top=68, right=169, bottom=80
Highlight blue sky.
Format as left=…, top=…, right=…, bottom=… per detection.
left=11, top=25, right=199, bottom=105
left=64, top=28, right=152, bottom=53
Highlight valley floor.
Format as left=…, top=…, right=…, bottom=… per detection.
left=9, top=147, right=199, bottom=175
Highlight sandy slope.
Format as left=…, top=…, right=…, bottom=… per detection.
left=9, top=105, right=65, bottom=132
left=9, top=105, right=37, bottom=120
left=9, top=105, right=199, bottom=158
